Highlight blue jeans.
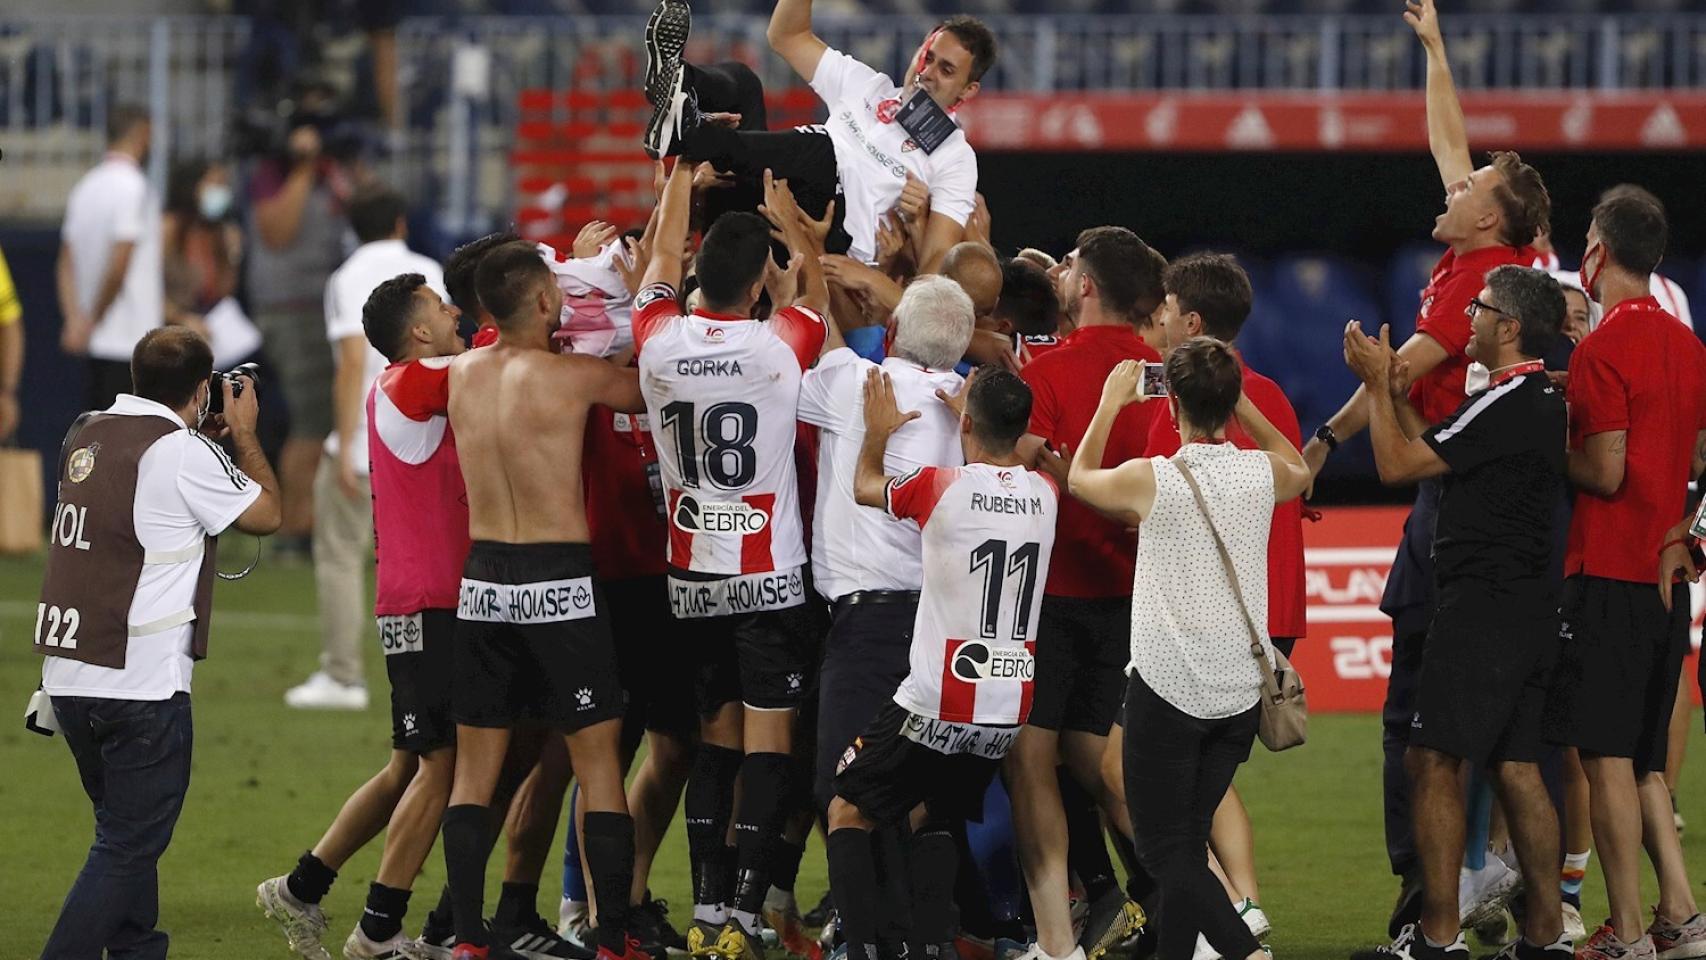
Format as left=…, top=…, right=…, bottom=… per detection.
left=41, top=693, right=193, bottom=960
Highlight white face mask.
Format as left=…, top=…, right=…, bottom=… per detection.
left=1464, top=361, right=1491, bottom=396
left=199, top=184, right=233, bottom=221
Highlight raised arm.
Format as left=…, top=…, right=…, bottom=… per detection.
left=641, top=160, right=695, bottom=293
left=767, top=0, right=829, bottom=83
left=1234, top=392, right=1312, bottom=503
left=853, top=368, right=920, bottom=508
left=1067, top=360, right=1157, bottom=520
left=1302, top=329, right=1449, bottom=477
left=1405, top=0, right=1473, bottom=190
left=252, top=128, right=324, bottom=251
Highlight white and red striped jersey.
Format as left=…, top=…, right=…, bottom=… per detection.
left=368, top=357, right=470, bottom=616
left=633, top=282, right=827, bottom=616
left=885, top=463, right=1058, bottom=725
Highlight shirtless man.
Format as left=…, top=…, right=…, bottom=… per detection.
left=440, top=242, right=648, bottom=960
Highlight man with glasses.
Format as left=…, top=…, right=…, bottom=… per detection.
left=1344, top=266, right=1570, bottom=960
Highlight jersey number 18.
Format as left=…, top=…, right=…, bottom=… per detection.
left=661, top=401, right=760, bottom=489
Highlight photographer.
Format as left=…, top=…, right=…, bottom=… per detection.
left=35, top=327, right=280, bottom=960
left=244, top=84, right=358, bottom=556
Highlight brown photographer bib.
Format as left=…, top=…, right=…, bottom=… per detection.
left=35, top=414, right=217, bottom=669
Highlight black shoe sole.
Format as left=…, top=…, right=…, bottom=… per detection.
left=644, top=0, right=691, bottom=106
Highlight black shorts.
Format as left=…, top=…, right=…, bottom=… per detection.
left=814, top=595, right=917, bottom=811
left=673, top=567, right=828, bottom=713
left=833, top=700, right=1012, bottom=827
left=607, top=575, right=696, bottom=740
left=381, top=608, right=457, bottom=754
left=1410, top=583, right=1555, bottom=765
left=1546, top=575, right=1689, bottom=772
left=454, top=542, right=626, bottom=732
left=1027, top=595, right=1130, bottom=735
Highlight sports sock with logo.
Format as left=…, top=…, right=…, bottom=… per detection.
left=1560, top=851, right=1590, bottom=907
left=360, top=883, right=412, bottom=943
left=286, top=850, right=338, bottom=906
left=730, top=752, right=794, bottom=933
left=494, top=881, right=539, bottom=927
left=687, top=743, right=744, bottom=922
left=442, top=804, right=496, bottom=947
left=584, top=811, right=639, bottom=953
left=827, top=827, right=881, bottom=960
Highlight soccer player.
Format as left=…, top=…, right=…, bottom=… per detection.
left=1010, top=226, right=1168, bottom=960
left=641, top=0, right=993, bottom=273
left=1548, top=193, right=1706, bottom=959
left=632, top=163, right=840, bottom=960
left=1301, top=0, right=1550, bottom=937
left=1345, top=266, right=1570, bottom=960
left=829, top=365, right=1057, bottom=960
left=439, top=242, right=648, bottom=960
left=257, top=274, right=469, bottom=960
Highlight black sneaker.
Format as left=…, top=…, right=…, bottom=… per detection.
left=494, top=914, right=597, bottom=960
left=632, top=899, right=687, bottom=957
left=1354, top=924, right=1470, bottom=960
left=1078, top=887, right=1146, bottom=960
left=642, top=0, right=694, bottom=158
left=1389, top=873, right=1425, bottom=940
left=1478, top=934, right=1573, bottom=960
left=803, top=892, right=834, bottom=928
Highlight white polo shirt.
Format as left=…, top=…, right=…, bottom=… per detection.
left=797, top=347, right=964, bottom=600
left=322, top=238, right=446, bottom=474
left=42, top=395, right=262, bottom=700
left=809, top=47, right=979, bottom=265
left=61, top=153, right=164, bottom=361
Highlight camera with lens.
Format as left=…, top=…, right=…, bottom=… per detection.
left=207, top=363, right=261, bottom=415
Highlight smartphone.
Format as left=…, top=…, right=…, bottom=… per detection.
left=1690, top=495, right=1706, bottom=541
left=1140, top=361, right=1169, bottom=398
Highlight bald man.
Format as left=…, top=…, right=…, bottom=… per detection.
left=941, top=241, right=1003, bottom=328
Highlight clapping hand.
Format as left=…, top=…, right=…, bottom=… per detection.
left=1343, top=320, right=1394, bottom=390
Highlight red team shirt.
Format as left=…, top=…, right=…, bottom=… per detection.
left=1147, top=357, right=1306, bottom=639
left=367, top=358, right=471, bottom=615
left=632, top=283, right=827, bottom=609
left=583, top=406, right=669, bottom=581
left=885, top=463, right=1059, bottom=726
left=1564, top=296, right=1706, bottom=583
left=1020, top=324, right=1163, bottom=598
left=1408, top=245, right=1536, bottom=426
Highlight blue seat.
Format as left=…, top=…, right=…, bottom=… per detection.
left=1385, top=242, right=1443, bottom=348
left=1263, top=254, right=1383, bottom=475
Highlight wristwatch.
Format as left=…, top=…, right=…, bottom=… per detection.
left=1314, top=424, right=1339, bottom=452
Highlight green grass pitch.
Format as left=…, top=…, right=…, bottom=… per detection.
left=3, top=545, right=1704, bottom=959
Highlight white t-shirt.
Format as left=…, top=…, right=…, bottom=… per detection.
left=1130, top=443, right=1276, bottom=720
left=884, top=462, right=1057, bottom=725
left=538, top=240, right=635, bottom=359
left=61, top=154, right=164, bottom=361
left=797, top=348, right=964, bottom=600
left=323, top=238, right=447, bottom=474
left=42, top=395, right=262, bottom=700
left=809, top=47, right=979, bottom=265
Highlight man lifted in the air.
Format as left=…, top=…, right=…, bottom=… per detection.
left=640, top=0, right=994, bottom=274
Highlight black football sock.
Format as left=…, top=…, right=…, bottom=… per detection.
left=771, top=836, right=806, bottom=895
left=730, top=752, right=793, bottom=930
left=442, top=804, right=495, bottom=947
left=906, top=825, right=960, bottom=949
left=1061, top=771, right=1119, bottom=902
left=494, top=881, right=539, bottom=927
left=359, top=882, right=413, bottom=943
left=285, top=850, right=338, bottom=906
left=686, top=743, right=743, bottom=912
left=827, top=827, right=881, bottom=960
left=426, top=884, right=455, bottom=933
left=584, top=811, right=639, bottom=952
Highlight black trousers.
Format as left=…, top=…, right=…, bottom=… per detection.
left=1378, top=480, right=1442, bottom=881
left=677, top=62, right=850, bottom=254
left=1122, top=672, right=1260, bottom=960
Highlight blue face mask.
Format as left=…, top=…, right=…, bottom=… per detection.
left=198, top=184, right=233, bottom=221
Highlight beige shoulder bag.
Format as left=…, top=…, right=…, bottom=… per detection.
left=1172, top=456, right=1308, bottom=751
